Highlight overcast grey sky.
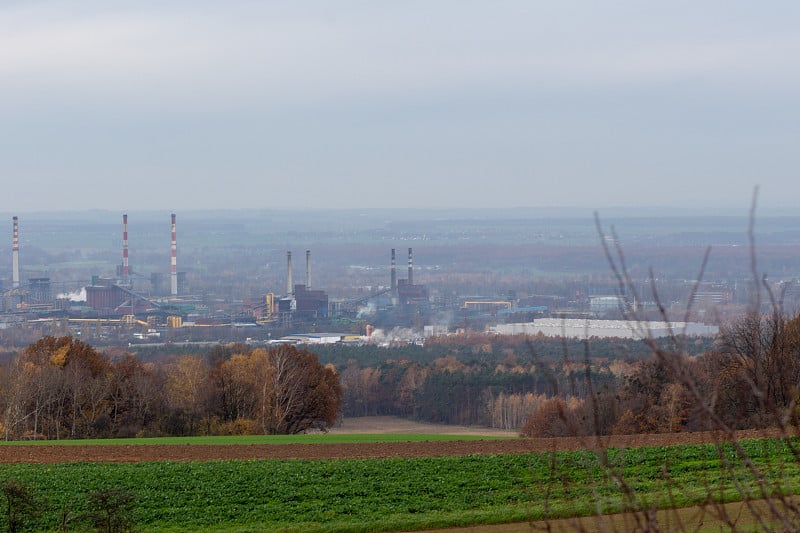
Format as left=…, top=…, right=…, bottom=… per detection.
left=1, top=1, right=798, bottom=212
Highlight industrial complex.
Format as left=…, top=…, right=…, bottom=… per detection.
left=0, top=214, right=442, bottom=345
left=0, top=213, right=723, bottom=347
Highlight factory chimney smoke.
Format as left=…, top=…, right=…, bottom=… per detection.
left=12, top=216, right=19, bottom=289
left=286, top=251, right=293, bottom=296
left=170, top=213, right=178, bottom=296
left=390, top=248, right=396, bottom=291
left=306, top=250, right=311, bottom=289
left=407, top=247, right=413, bottom=286
left=122, top=214, right=129, bottom=279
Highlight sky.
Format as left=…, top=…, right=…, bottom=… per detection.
left=1, top=1, right=799, bottom=212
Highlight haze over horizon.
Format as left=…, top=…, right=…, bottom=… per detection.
left=1, top=1, right=798, bottom=213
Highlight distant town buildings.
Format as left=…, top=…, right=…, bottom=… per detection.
left=6, top=211, right=792, bottom=347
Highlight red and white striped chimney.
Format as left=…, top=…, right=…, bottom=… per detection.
left=407, top=247, right=413, bottom=286
left=122, top=214, right=129, bottom=279
left=390, top=248, right=396, bottom=291
left=170, top=213, right=178, bottom=296
left=12, top=216, right=19, bottom=289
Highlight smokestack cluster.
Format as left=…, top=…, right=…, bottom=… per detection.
left=407, top=247, right=413, bottom=286
left=170, top=213, right=178, bottom=296
left=12, top=216, right=19, bottom=289
left=122, top=214, right=129, bottom=279
left=306, top=250, right=311, bottom=289
left=286, top=251, right=293, bottom=296
left=390, top=248, right=396, bottom=291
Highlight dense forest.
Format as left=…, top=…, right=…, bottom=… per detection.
left=313, top=333, right=714, bottom=429
left=1, top=317, right=791, bottom=441
left=0, top=337, right=341, bottom=440
left=324, top=319, right=798, bottom=435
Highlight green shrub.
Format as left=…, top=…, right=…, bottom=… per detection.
left=2, top=479, right=40, bottom=533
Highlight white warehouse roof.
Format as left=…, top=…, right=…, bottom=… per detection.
left=490, top=318, right=718, bottom=340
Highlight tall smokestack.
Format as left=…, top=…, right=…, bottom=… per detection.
left=170, top=213, right=178, bottom=296
left=390, top=248, right=396, bottom=291
left=408, top=247, right=413, bottom=286
left=122, top=214, right=129, bottom=279
left=12, top=216, right=19, bottom=289
left=286, top=251, right=293, bottom=296
left=305, top=250, right=311, bottom=289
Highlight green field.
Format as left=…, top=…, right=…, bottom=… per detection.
left=0, top=433, right=510, bottom=446
left=0, top=438, right=798, bottom=532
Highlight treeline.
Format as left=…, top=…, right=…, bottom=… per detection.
left=522, top=312, right=800, bottom=437
left=330, top=315, right=799, bottom=434
left=338, top=351, right=620, bottom=428
left=325, top=332, right=709, bottom=429
left=312, top=332, right=714, bottom=368
left=0, top=337, right=341, bottom=440
left=5, top=322, right=777, bottom=439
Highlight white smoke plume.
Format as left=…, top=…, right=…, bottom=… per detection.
left=357, top=303, right=376, bottom=318
left=367, top=327, right=420, bottom=345
left=57, top=288, right=86, bottom=302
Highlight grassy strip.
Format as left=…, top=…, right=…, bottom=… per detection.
left=0, top=433, right=511, bottom=446
left=0, top=438, right=798, bottom=532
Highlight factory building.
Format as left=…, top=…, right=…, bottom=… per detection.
left=84, top=213, right=189, bottom=314
left=365, top=247, right=430, bottom=328
left=278, top=250, right=330, bottom=321
left=397, top=279, right=429, bottom=304
left=86, top=278, right=127, bottom=312
left=85, top=277, right=153, bottom=314
left=395, top=248, right=429, bottom=305
left=293, top=284, right=329, bottom=319
left=28, top=278, right=52, bottom=305
left=589, top=296, right=627, bottom=314
left=490, top=319, right=718, bottom=339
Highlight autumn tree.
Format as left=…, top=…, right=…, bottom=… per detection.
left=108, top=355, right=164, bottom=437
left=0, top=336, right=348, bottom=439
left=520, top=397, right=580, bottom=437
left=339, top=363, right=386, bottom=417
left=201, top=345, right=342, bottom=435
left=488, top=392, right=553, bottom=431
left=720, top=312, right=800, bottom=424
left=163, top=355, right=211, bottom=435
left=262, top=345, right=342, bottom=434
left=396, top=363, right=429, bottom=417
left=2, top=336, right=111, bottom=439
left=217, top=353, right=260, bottom=421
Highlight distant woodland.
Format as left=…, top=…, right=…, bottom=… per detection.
left=328, top=315, right=799, bottom=436
left=1, top=312, right=795, bottom=440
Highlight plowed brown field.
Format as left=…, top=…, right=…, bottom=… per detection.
left=0, top=427, right=782, bottom=464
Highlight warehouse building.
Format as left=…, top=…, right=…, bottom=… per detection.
left=490, top=318, right=718, bottom=339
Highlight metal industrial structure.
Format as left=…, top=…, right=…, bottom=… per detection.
left=83, top=214, right=180, bottom=315
left=335, top=248, right=430, bottom=328
left=0, top=211, right=614, bottom=348
left=278, top=250, right=329, bottom=321
left=396, top=248, right=428, bottom=305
